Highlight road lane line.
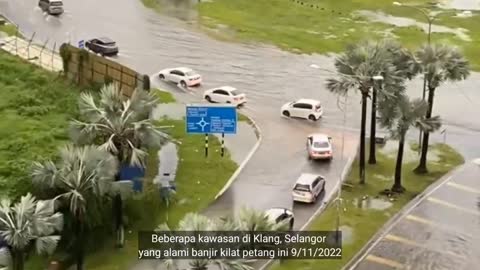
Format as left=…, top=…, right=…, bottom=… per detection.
left=383, top=234, right=466, bottom=259
left=446, top=182, right=480, bottom=194
left=365, top=255, right=405, bottom=269
left=405, top=215, right=477, bottom=239
left=427, top=197, right=480, bottom=216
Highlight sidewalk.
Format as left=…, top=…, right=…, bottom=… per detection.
left=0, top=35, right=63, bottom=72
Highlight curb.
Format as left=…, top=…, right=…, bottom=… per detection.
left=214, top=113, right=262, bottom=199
left=342, top=163, right=466, bottom=270
left=258, top=143, right=359, bottom=270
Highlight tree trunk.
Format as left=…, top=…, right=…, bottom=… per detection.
left=75, top=220, right=84, bottom=270
left=392, top=135, right=406, bottom=193
left=368, top=86, right=377, bottom=164
left=359, top=92, right=368, bottom=184
left=414, top=87, right=436, bottom=174
left=114, top=193, right=124, bottom=248
left=11, top=249, right=24, bottom=270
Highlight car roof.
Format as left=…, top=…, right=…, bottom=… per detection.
left=97, top=37, right=115, bottom=43
left=308, top=133, right=330, bottom=141
left=296, top=99, right=321, bottom=105
left=295, top=173, right=323, bottom=185
left=175, top=67, right=194, bottom=73
left=218, top=86, right=237, bottom=92
left=49, top=0, right=63, bottom=2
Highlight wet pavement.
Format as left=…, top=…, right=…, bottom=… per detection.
left=350, top=160, right=480, bottom=270
left=3, top=1, right=480, bottom=269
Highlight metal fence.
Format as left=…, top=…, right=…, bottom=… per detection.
left=0, top=26, right=63, bottom=72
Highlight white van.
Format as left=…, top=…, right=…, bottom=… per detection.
left=38, top=0, right=64, bottom=15
left=292, top=173, right=326, bottom=203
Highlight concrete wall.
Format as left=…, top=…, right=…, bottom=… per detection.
left=60, top=43, right=150, bottom=96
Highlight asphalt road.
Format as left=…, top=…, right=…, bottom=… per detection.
left=350, top=160, right=480, bottom=270
left=1, top=0, right=363, bottom=227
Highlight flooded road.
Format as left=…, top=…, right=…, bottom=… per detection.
left=351, top=161, right=480, bottom=270
left=3, top=0, right=480, bottom=268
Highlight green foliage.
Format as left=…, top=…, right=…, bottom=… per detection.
left=152, top=89, right=176, bottom=103
left=0, top=51, right=85, bottom=199
left=59, top=44, right=72, bottom=75
left=83, top=119, right=238, bottom=270
left=271, top=143, right=463, bottom=270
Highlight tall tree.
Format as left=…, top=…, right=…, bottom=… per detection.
left=32, top=145, right=132, bottom=270
left=380, top=96, right=441, bottom=192
left=326, top=40, right=401, bottom=184
left=0, top=194, right=63, bottom=270
left=70, top=83, right=170, bottom=247
left=368, top=41, right=418, bottom=164
left=413, top=44, right=469, bottom=174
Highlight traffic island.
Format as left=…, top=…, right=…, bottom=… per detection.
left=268, top=142, right=463, bottom=270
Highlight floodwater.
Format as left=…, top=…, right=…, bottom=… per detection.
left=352, top=196, right=393, bottom=210
left=356, top=10, right=471, bottom=41
left=440, top=0, right=480, bottom=10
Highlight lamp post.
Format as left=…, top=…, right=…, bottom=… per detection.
left=393, top=1, right=435, bottom=153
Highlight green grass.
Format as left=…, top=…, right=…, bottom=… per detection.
left=153, top=88, right=176, bottom=103
left=83, top=118, right=238, bottom=270
left=0, top=23, right=18, bottom=36
left=0, top=50, right=83, bottom=199
left=270, top=142, right=464, bottom=270
left=140, top=0, right=480, bottom=70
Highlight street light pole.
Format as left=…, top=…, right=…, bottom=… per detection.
left=335, top=92, right=348, bottom=244
left=393, top=2, right=434, bottom=153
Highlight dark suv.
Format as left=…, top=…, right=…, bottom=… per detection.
left=85, top=37, right=119, bottom=56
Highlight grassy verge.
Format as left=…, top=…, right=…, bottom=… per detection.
left=153, top=88, right=176, bottom=103
left=0, top=23, right=18, bottom=36
left=140, top=0, right=480, bottom=70
left=0, top=50, right=82, bottom=199
left=83, top=118, right=238, bottom=270
left=270, top=142, right=464, bottom=270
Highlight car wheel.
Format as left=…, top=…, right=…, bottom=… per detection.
left=282, top=111, right=290, bottom=117
left=308, top=115, right=317, bottom=121
left=226, top=101, right=231, bottom=104
left=159, top=74, right=165, bottom=80
left=180, top=81, right=187, bottom=88
left=205, top=95, right=212, bottom=102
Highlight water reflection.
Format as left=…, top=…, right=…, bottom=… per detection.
left=151, top=0, right=199, bottom=22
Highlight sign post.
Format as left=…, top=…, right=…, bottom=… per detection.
left=186, top=104, right=237, bottom=158
left=78, top=39, right=85, bottom=49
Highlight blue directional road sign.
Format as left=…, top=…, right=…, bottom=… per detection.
left=78, top=40, right=85, bottom=49
left=186, top=104, right=237, bottom=134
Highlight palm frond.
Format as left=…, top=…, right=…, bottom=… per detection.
left=34, top=235, right=61, bottom=255
left=31, top=161, right=59, bottom=189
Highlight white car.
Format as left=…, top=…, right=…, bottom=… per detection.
left=158, top=67, right=202, bottom=88
left=281, top=99, right=323, bottom=121
left=203, top=86, right=246, bottom=106
left=265, top=208, right=294, bottom=230
left=306, top=133, right=333, bottom=160
left=292, top=173, right=326, bottom=203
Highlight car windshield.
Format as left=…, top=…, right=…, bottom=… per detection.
left=102, top=42, right=116, bottom=46
left=294, top=184, right=310, bottom=192
left=230, top=90, right=241, bottom=96
left=313, top=141, right=329, bottom=148
left=185, top=71, right=197, bottom=76
left=50, top=1, right=63, bottom=6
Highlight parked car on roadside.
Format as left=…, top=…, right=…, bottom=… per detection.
left=38, top=0, right=64, bottom=15
left=265, top=207, right=294, bottom=230
left=85, top=37, right=119, bottom=56
left=306, top=133, right=333, bottom=160
left=281, top=99, right=323, bottom=121
left=292, top=173, right=326, bottom=203
left=203, top=86, right=246, bottom=106
left=158, top=67, right=202, bottom=88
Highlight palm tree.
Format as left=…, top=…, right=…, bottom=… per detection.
left=413, top=44, right=469, bottom=174
left=32, top=145, right=132, bottom=270
left=0, top=193, right=63, bottom=270
left=70, top=83, right=170, bottom=247
left=368, top=41, right=418, bottom=164
left=156, top=213, right=253, bottom=270
left=326, top=40, right=403, bottom=184
left=380, top=96, right=441, bottom=192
